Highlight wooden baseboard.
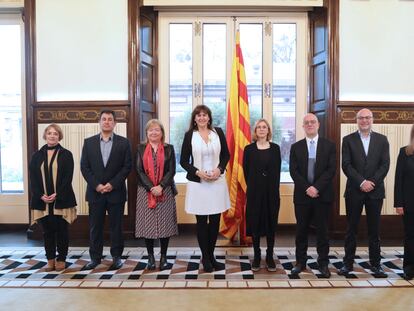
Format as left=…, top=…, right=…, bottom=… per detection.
left=0, top=224, right=29, bottom=231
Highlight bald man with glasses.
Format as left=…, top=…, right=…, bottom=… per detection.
left=289, top=113, right=336, bottom=278
left=338, top=108, right=390, bottom=278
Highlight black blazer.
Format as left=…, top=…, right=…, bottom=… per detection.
left=29, top=144, right=77, bottom=210
left=180, top=127, right=230, bottom=183
left=394, top=147, right=414, bottom=211
left=80, top=133, right=132, bottom=203
left=136, top=143, right=177, bottom=194
left=342, top=131, right=390, bottom=199
left=290, top=137, right=336, bottom=204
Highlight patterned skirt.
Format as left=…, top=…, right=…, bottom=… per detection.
left=135, top=185, right=178, bottom=239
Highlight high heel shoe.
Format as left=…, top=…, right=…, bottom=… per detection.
left=147, top=253, right=156, bottom=270
left=159, top=254, right=169, bottom=271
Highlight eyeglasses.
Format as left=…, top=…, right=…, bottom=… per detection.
left=357, top=116, right=373, bottom=120
left=303, top=120, right=317, bottom=125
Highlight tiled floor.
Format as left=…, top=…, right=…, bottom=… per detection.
left=0, top=246, right=411, bottom=289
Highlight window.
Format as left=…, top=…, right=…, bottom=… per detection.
left=159, top=14, right=308, bottom=183
left=0, top=15, right=24, bottom=192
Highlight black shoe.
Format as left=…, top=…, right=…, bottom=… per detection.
left=159, top=254, right=170, bottom=271
left=211, top=257, right=225, bottom=271
left=85, top=260, right=101, bottom=270
left=403, top=273, right=414, bottom=281
left=266, top=255, right=276, bottom=272
left=251, top=256, right=261, bottom=272
left=201, top=258, right=213, bottom=273
left=318, top=265, right=331, bottom=278
left=111, top=257, right=123, bottom=270
left=371, top=265, right=387, bottom=278
left=147, top=253, right=156, bottom=270
left=337, top=264, right=353, bottom=276
left=291, top=264, right=305, bottom=276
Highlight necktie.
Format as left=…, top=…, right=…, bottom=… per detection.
left=307, top=140, right=316, bottom=184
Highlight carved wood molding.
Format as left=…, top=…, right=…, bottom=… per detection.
left=339, top=107, right=414, bottom=123
left=35, top=108, right=129, bottom=123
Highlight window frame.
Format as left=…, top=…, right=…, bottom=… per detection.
left=0, top=13, right=28, bottom=200
left=158, top=12, right=308, bottom=184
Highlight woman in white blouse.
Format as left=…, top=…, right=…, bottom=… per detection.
left=180, top=105, right=230, bottom=273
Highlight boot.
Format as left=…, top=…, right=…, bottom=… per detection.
left=55, top=260, right=66, bottom=271
left=266, top=250, right=276, bottom=272
left=159, top=254, right=169, bottom=271
left=251, top=249, right=261, bottom=272
left=201, top=257, right=213, bottom=273
left=45, top=259, right=55, bottom=272
left=209, top=248, right=225, bottom=271
left=147, top=253, right=156, bottom=270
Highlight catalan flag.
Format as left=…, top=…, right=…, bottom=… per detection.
left=220, top=30, right=251, bottom=243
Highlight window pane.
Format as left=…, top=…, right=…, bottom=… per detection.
left=272, top=24, right=296, bottom=182
left=169, top=24, right=192, bottom=181
left=0, top=25, right=23, bottom=192
left=203, top=24, right=226, bottom=130
left=239, top=24, right=263, bottom=131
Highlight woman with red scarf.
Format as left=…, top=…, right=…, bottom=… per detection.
left=136, top=119, right=178, bottom=270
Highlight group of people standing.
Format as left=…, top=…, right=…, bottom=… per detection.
left=29, top=106, right=414, bottom=281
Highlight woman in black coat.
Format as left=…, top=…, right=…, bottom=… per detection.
left=29, top=124, right=77, bottom=272
left=394, top=124, right=414, bottom=280
left=243, top=118, right=281, bottom=272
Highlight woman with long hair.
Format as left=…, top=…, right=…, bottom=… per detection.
left=180, top=105, right=230, bottom=273
left=394, top=124, right=414, bottom=280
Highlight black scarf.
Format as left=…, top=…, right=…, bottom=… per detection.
left=43, top=144, right=60, bottom=197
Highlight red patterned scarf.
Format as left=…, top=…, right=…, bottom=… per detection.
left=143, top=143, right=165, bottom=208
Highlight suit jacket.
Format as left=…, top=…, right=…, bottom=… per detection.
left=342, top=131, right=390, bottom=200
left=290, top=137, right=336, bottom=204
left=29, top=144, right=77, bottom=210
left=136, top=143, right=177, bottom=194
left=180, top=127, right=230, bottom=183
left=394, top=146, right=414, bottom=212
left=80, top=133, right=132, bottom=203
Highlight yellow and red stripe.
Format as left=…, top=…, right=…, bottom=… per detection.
left=220, top=31, right=251, bottom=243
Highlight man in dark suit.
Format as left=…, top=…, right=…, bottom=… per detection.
left=289, top=113, right=336, bottom=278
left=81, top=110, right=132, bottom=270
left=338, top=108, right=390, bottom=278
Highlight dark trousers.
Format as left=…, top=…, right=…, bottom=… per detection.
left=195, top=213, right=221, bottom=262
left=88, top=197, right=124, bottom=261
left=344, top=196, right=383, bottom=267
left=145, top=238, right=170, bottom=255
left=294, top=201, right=330, bottom=266
left=252, top=234, right=275, bottom=258
left=402, top=211, right=414, bottom=275
left=38, top=215, right=69, bottom=261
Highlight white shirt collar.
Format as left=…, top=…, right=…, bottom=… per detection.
left=358, top=130, right=371, bottom=139
left=306, top=134, right=319, bottom=145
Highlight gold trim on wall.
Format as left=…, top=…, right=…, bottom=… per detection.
left=340, top=109, right=414, bottom=124
left=36, top=109, right=128, bottom=123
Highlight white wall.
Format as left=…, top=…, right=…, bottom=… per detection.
left=339, top=0, right=414, bottom=102
left=36, top=0, right=128, bottom=101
